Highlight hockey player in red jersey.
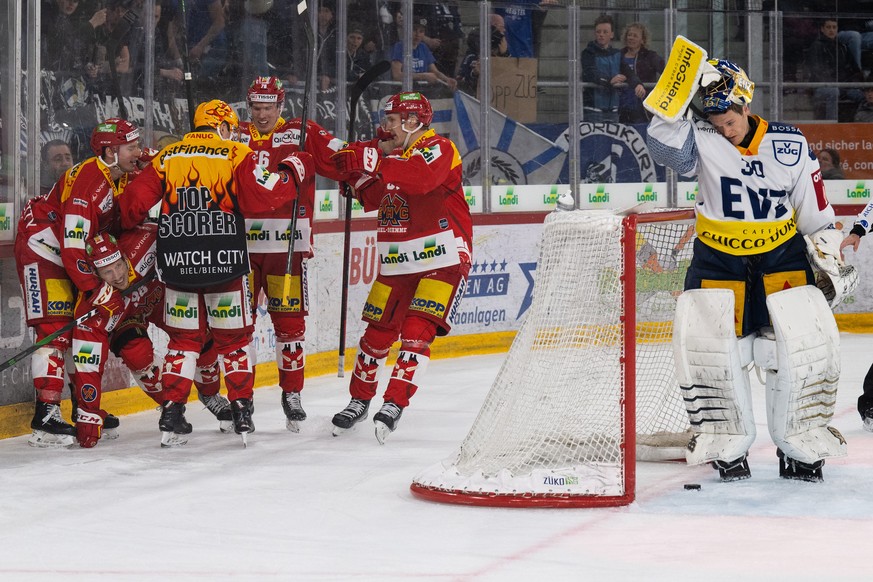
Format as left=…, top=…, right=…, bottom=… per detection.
left=14, top=118, right=143, bottom=448
left=239, top=76, right=346, bottom=431
left=329, top=91, right=473, bottom=443
left=72, top=226, right=233, bottom=447
left=121, top=99, right=314, bottom=446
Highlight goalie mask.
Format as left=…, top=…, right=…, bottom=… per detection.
left=700, top=59, right=755, bottom=114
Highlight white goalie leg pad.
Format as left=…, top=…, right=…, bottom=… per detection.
left=763, top=286, right=847, bottom=463
left=674, top=289, right=756, bottom=465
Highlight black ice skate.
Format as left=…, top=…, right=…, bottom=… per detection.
left=281, top=391, right=307, bottom=433
left=777, top=449, right=824, bottom=482
left=102, top=413, right=120, bottom=440
left=230, top=398, right=255, bottom=447
left=198, top=391, right=233, bottom=433
left=159, top=401, right=193, bottom=448
left=331, top=398, right=370, bottom=436
left=861, top=407, right=873, bottom=433
left=28, top=401, right=76, bottom=449
left=711, top=455, right=751, bottom=482
left=373, top=402, right=403, bottom=445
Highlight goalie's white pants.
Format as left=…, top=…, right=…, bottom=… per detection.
left=674, top=287, right=846, bottom=466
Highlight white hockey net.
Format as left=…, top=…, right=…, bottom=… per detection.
left=411, top=209, right=694, bottom=507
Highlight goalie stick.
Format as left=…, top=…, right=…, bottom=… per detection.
left=0, top=271, right=157, bottom=374
left=338, top=59, right=391, bottom=377
left=281, top=0, right=317, bottom=308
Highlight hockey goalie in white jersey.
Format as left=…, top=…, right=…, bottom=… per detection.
left=646, top=46, right=852, bottom=482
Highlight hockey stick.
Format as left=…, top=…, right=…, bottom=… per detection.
left=281, top=0, right=316, bottom=306
left=0, top=271, right=157, bottom=374
left=337, top=59, right=391, bottom=377
left=177, top=0, right=196, bottom=130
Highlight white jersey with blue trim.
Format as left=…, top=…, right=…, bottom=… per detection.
left=647, top=114, right=835, bottom=255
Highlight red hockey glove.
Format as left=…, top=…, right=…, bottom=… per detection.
left=278, top=151, right=315, bottom=188
left=88, top=281, right=126, bottom=318
left=76, top=408, right=104, bottom=448
left=375, top=126, right=394, bottom=142
left=138, top=147, right=158, bottom=168
left=332, top=145, right=381, bottom=178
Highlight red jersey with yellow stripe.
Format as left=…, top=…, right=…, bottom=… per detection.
left=238, top=117, right=344, bottom=255
left=47, top=156, right=129, bottom=293
left=357, top=129, right=472, bottom=276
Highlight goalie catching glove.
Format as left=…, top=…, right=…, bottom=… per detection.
left=278, top=151, right=315, bottom=188
left=805, top=228, right=859, bottom=308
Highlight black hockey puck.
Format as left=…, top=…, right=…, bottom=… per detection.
left=683, top=483, right=701, bottom=491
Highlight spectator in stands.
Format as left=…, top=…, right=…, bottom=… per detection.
left=457, top=24, right=510, bottom=96
left=803, top=17, right=864, bottom=121
left=41, top=0, right=107, bottom=91
left=317, top=1, right=338, bottom=91
left=581, top=13, right=625, bottom=123
left=817, top=147, right=845, bottom=179
left=855, top=86, right=873, bottom=122
left=414, top=1, right=465, bottom=78
left=184, top=0, right=227, bottom=80
left=347, top=22, right=373, bottom=83
left=40, top=139, right=74, bottom=195
left=390, top=18, right=457, bottom=92
left=348, top=0, right=390, bottom=61
left=93, top=0, right=137, bottom=97
left=618, top=22, right=664, bottom=124
left=494, top=0, right=537, bottom=58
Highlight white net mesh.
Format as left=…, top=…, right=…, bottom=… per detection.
left=412, top=209, right=694, bottom=506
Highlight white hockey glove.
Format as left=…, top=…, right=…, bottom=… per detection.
left=805, top=228, right=844, bottom=277
left=805, top=228, right=859, bottom=309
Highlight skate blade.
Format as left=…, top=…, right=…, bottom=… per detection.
left=374, top=421, right=393, bottom=445
left=160, top=431, right=189, bottom=448
left=240, top=431, right=248, bottom=448
left=101, top=428, right=119, bottom=440
left=863, top=418, right=873, bottom=433
left=219, top=420, right=234, bottom=433
left=332, top=424, right=352, bottom=437
left=286, top=419, right=301, bottom=433
left=28, top=431, right=75, bottom=449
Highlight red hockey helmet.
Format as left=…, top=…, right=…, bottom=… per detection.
left=193, top=99, right=240, bottom=130
left=90, top=118, right=140, bottom=157
left=247, top=76, right=285, bottom=107
left=86, top=232, right=123, bottom=269
left=384, top=92, right=433, bottom=127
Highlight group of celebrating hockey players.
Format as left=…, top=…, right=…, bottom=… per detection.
left=17, top=78, right=472, bottom=449
left=16, top=42, right=873, bottom=484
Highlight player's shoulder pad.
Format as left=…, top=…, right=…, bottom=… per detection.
left=766, top=121, right=802, bottom=135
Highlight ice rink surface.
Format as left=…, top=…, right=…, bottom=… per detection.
left=2, top=335, right=872, bottom=581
